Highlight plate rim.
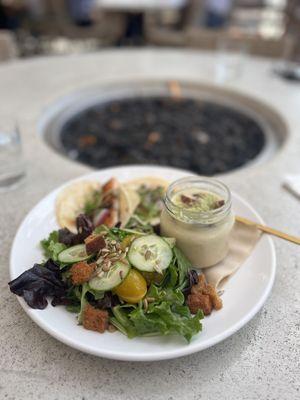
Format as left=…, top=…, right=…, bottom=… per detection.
left=9, top=165, right=276, bottom=361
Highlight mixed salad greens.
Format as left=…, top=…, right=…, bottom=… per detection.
left=45, top=225, right=203, bottom=341
left=8, top=180, right=214, bottom=343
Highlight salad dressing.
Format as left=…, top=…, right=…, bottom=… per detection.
left=160, top=178, right=234, bottom=268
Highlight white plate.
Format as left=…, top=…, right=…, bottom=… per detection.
left=10, top=166, right=276, bottom=361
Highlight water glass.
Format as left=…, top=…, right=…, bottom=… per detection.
left=215, top=37, right=247, bottom=83
left=0, top=118, right=25, bottom=192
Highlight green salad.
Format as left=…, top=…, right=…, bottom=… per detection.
left=41, top=225, right=203, bottom=342
left=8, top=179, right=222, bottom=343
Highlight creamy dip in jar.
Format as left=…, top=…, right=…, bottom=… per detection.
left=160, top=177, right=234, bottom=268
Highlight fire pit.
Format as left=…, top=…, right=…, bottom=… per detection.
left=41, top=81, right=287, bottom=175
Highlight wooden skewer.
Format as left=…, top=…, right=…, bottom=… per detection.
left=236, top=215, right=300, bottom=245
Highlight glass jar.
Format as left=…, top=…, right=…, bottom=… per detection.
left=160, top=177, right=234, bottom=268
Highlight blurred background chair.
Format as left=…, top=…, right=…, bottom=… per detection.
left=28, top=0, right=127, bottom=42
left=0, top=29, right=18, bottom=61
left=145, top=0, right=297, bottom=59
left=0, top=0, right=299, bottom=61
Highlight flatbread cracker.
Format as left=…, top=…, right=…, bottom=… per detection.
left=124, top=177, right=169, bottom=191
left=119, top=185, right=140, bottom=228
left=56, top=180, right=100, bottom=232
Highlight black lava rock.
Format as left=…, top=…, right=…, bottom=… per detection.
left=60, top=97, right=265, bottom=175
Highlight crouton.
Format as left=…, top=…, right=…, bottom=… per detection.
left=70, top=262, right=96, bottom=285
left=85, top=234, right=106, bottom=255
left=191, top=274, right=206, bottom=294
left=187, top=273, right=223, bottom=315
left=83, top=304, right=108, bottom=333
left=202, top=283, right=223, bottom=310
left=187, top=293, right=213, bottom=315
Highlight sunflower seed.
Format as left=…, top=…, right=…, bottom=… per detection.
left=143, top=298, right=148, bottom=311
left=108, top=324, right=117, bottom=333
left=146, top=297, right=155, bottom=302
left=102, top=261, right=111, bottom=272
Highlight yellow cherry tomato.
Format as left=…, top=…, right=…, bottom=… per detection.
left=114, top=269, right=147, bottom=303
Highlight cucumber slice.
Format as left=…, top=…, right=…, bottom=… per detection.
left=58, top=244, right=90, bottom=264
left=128, top=235, right=173, bottom=273
left=89, top=261, right=131, bottom=291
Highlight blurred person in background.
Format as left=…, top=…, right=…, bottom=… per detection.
left=204, top=0, right=233, bottom=28
left=0, top=0, right=26, bottom=29
left=26, top=0, right=44, bottom=19
left=67, top=0, right=95, bottom=26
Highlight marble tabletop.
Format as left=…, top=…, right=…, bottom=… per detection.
left=0, top=49, right=299, bottom=400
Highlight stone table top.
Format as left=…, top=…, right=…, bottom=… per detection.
left=0, top=49, right=299, bottom=400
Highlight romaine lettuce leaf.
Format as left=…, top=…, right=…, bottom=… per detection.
left=78, top=283, right=90, bottom=324
left=77, top=283, right=105, bottom=323
left=147, top=284, right=184, bottom=305
left=173, top=246, right=191, bottom=289
left=128, top=301, right=203, bottom=342
left=110, top=284, right=203, bottom=342
left=41, top=231, right=67, bottom=262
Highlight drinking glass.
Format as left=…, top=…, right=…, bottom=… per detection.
left=215, top=37, right=247, bottom=83
left=0, top=117, right=26, bottom=192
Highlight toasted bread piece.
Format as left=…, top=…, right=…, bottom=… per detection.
left=83, top=304, right=108, bottom=333
left=187, top=293, right=212, bottom=315
left=70, top=262, right=96, bottom=285
left=85, top=234, right=106, bottom=255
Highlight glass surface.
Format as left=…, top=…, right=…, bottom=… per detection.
left=164, top=176, right=232, bottom=225
left=0, top=117, right=26, bottom=192
left=161, top=177, right=234, bottom=267
left=215, top=37, right=247, bottom=83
